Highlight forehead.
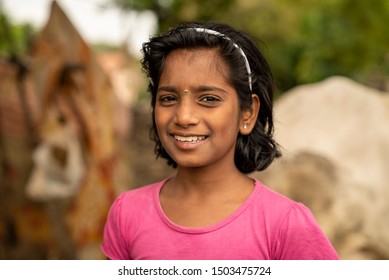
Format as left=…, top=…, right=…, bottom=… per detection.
left=161, top=48, right=230, bottom=82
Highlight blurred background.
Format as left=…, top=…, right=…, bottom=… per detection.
left=0, top=0, right=388, bottom=260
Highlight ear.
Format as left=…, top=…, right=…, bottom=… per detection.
left=239, top=94, right=260, bottom=135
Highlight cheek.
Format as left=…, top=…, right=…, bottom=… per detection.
left=213, top=112, right=241, bottom=137
left=227, top=123, right=240, bottom=138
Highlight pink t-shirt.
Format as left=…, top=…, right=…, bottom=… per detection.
left=101, top=179, right=339, bottom=260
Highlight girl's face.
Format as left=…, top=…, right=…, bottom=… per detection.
left=155, top=48, right=245, bottom=170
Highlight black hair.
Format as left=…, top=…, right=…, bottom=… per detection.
left=141, top=21, right=281, bottom=173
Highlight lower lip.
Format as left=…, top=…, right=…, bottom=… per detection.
left=171, top=136, right=208, bottom=150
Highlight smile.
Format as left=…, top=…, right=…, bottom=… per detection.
left=174, top=135, right=207, bottom=143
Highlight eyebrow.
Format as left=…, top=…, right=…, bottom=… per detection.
left=198, top=85, right=227, bottom=94
left=157, top=86, right=176, bottom=93
left=157, top=85, right=228, bottom=94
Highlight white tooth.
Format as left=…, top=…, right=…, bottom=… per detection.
left=174, top=135, right=205, bottom=142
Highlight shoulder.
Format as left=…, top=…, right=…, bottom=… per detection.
left=107, top=179, right=166, bottom=224
left=252, top=180, right=321, bottom=234
left=104, top=179, right=167, bottom=235
left=253, top=180, right=338, bottom=259
left=101, top=179, right=168, bottom=260
left=253, top=180, right=300, bottom=213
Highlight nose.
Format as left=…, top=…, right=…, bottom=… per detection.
left=174, top=98, right=199, bottom=128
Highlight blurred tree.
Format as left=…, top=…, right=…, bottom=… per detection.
left=222, top=0, right=389, bottom=92
left=292, top=0, right=389, bottom=90
left=0, top=5, right=34, bottom=60
left=104, top=0, right=236, bottom=32
left=105, top=0, right=389, bottom=92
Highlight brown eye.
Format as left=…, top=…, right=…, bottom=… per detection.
left=158, top=95, right=177, bottom=105
left=199, top=95, right=222, bottom=105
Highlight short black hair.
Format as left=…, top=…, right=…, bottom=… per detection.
left=141, top=21, right=281, bottom=173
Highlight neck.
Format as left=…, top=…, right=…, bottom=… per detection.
left=159, top=164, right=255, bottom=228
left=169, top=163, right=251, bottom=198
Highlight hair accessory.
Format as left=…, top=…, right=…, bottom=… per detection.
left=188, top=27, right=253, bottom=92
left=183, top=89, right=190, bottom=95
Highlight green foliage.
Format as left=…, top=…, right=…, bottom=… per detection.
left=104, top=0, right=235, bottom=32
left=222, top=0, right=389, bottom=91
left=291, top=0, right=389, bottom=89
left=0, top=9, right=34, bottom=60
left=93, top=0, right=389, bottom=91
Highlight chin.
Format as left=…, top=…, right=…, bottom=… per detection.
left=174, top=159, right=206, bottom=169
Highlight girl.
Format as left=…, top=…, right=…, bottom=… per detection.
left=101, top=22, right=339, bottom=260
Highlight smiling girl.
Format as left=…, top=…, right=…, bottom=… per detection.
left=101, top=22, right=339, bottom=260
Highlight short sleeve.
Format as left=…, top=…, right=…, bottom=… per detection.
left=101, top=193, right=131, bottom=260
left=275, top=203, right=339, bottom=260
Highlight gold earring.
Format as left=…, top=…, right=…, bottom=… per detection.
left=183, top=89, right=189, bottom=95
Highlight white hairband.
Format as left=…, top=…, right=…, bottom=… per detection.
left=188, top=27, right=253, bottom=92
